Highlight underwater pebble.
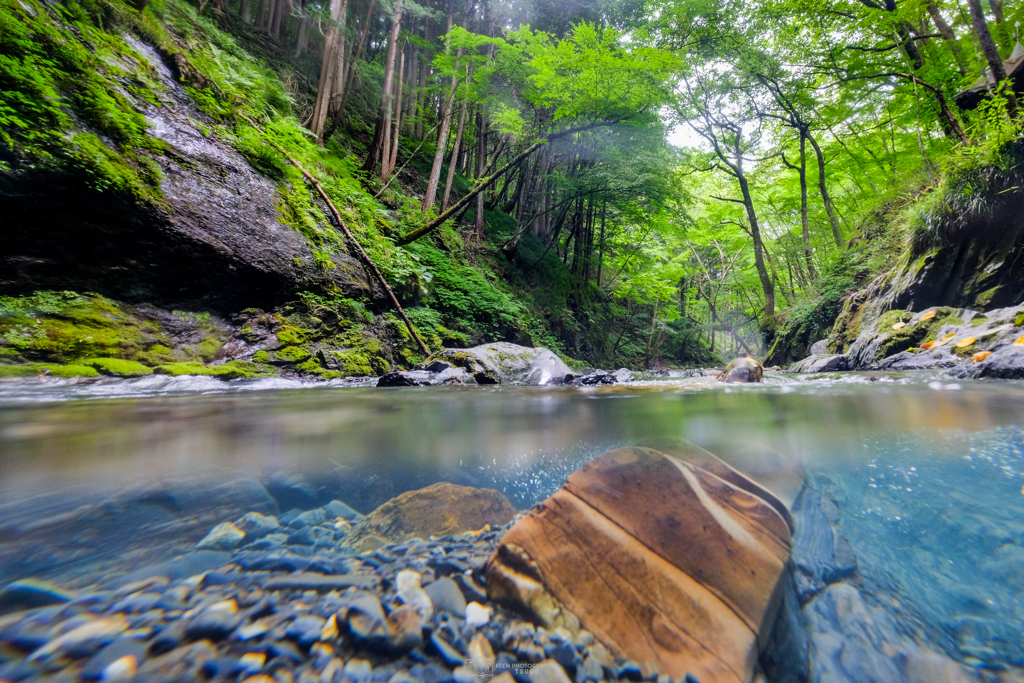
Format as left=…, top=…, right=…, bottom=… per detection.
left=465, top=602, right=493, bottom=627
left=100, top=655, right=137, bottom=681
left=396, top=570, right=433, bottom=621
left=424, top=577, right=466, bottom=617
left=196, top=522, right=246, bottom=550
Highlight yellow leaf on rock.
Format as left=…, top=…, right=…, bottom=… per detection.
left=956, top=337, right=977, bottom=348
left=892, top=322, right=906, bottom=331
left=973, top=351, right=992, bottom=363
left=1014, top=336, right=1024, bottom=347
left=920, top=310, right=937, bottom=321
left=980, top=324, right=1012, bottom=337
left=921, top=341, right=936, bottom=350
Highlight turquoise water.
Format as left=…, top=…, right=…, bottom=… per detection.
left=1, top=372, right=1023, bottom=673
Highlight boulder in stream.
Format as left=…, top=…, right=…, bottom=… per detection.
left=439, top=342, right=575, bottom=385
left=723, top=356, right=764, bottom=382
left=343, top=482, right=516, bottom=552
left=485, top=445, right=793, bottom=683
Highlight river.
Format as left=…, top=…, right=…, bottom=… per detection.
left=1, top=372, right=1023, bottom=680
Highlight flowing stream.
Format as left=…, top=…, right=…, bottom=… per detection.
left=1, top=372, right=1023, bottom=676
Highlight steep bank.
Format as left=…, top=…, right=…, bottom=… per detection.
left=769, top=137, right=1024, bottom=372
left=0, top=0, right=668, bottom=380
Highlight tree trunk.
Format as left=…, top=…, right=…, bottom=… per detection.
left=415, top=21, right=432, bottom=141
left=385, top=47, right=405, bottom=178
left=421, top=7, right=458, bottom=210
left=441, top=100, right=468, bottom=212
left=258, top=0, right=273, bottom=31
left=309, top=0, right=348, bottom=143
left=363, top=0, right=403, bottom=175
left=806, top=131, right=843, bottom=247
left=270, top=0, right=287, bottom=40
left=475, top=111, right=486, bottom=240
left=241, top=0, right=253, bottom=22
left=294, top=0, right=310, bottom=57
left=926, top=2, right=967, bottom=74
left=330, top=0, right=375, bottom=134
left=966, top=0, right=1018, bottom=116
left=798, top=133, right=816, bottom=281
left=734, top=150, right=775, bottom=320
left=597, top=196, right=606, bottom=286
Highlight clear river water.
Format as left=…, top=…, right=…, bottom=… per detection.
left=1, top=371, right=1023, bottom=679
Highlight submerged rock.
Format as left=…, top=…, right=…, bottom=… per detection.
left=377, top=366, right=478, bottom=387
left=723, top=356, right=764, bottom=382
left=486, top=445, right=793, bottom=682
left=439, top=343, right=574, bottom=385
left=787, top=353, right=850, bottom=373
left=344, top=482, right=516, bottom=552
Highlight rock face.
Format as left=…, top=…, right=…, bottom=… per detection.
left=440, top=343, right=574, bottom=385
left=485, top=445, right=793, bottom=683
left=343, top=483, right=517, bottom=552
left=376, top=364, right=478, bottom=386
left=818, top=302, right=1024, bottom=374
left=0, top=38, right=371, bottom=311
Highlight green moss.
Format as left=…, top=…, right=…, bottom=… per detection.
left=83, top=357, right=153, bottom=376
left=872, top=308, right=964, bottom=361
left=253, top=350, right=270, bottom=363
left=0, top=363, right=98, bottom=377
left=153, top=360, right=272, bottom=380
left=275, top=345, right=311, bottom=363
left=1016, top=312, right=1024, bottom=327
left=970, top=317, right=990, bottom=327
left=276, top=328, right=308, bottom=346
left=975, top=287, right=1000, bottom=308
left=196, top=338, right=222, bottom=360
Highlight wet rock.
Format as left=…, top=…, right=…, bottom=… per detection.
left=0, top=579, right=73, bottom=615
left=325, top=500, right=364, bottom=522
left=286, top=615, right=326, bottom=646
left=184, top=600, right=242, bottom=641
left=262, top=572, right=377, bottom=592
left=343, top=591, right=390, bottom=646
left=611, top=368, right=634, bottom=383
left=722, top=356, right=764, bottom=382
left=344, top=482, right=516, bottom=551
left=809, top=339, right=828, bottom=355
left=790, top=487, right=857, bottom=603
left=465, top=602, right=492, bottom=627
left=429, top=631, right=467, bottom=667
left=486, top=445, right=793, bottom=682
left=529, top=660, right=573, bottom=683
left=385, top=605, right=424, bottom=652
left=424, top=577, right=467, bottom=617
left=196, top=521, right=246, bottom=550
left=343, top=658, right=374, bottom=683
left=28, top=617, right=128, bottom=662
left=137, top=639, right=218, bottom=680
left=396, top=570, right=433, bottom=620
left=574, top=370, right=616, bottom=386
left=440, top=343, right=574, bottom=385
left=966, top=342, right=1024, bottom=379
left=787, top=354, right=850, bottom=373
left=80, top=637, right=149, bottom=681
left=289, top=509, right=328, bottom=528
left=378, top=367, right=478, bottom=387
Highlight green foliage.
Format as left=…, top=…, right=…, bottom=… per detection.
left=0, top=0, right=164, bottom=198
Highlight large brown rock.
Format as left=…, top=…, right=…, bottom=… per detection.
left=343, top=482, right=516, bottom=552
left=485, top=445, right=793, bottom=683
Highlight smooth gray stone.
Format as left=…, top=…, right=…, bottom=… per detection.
left=0, top=580, right=72, bottom=615
left=791, top=486, right=857, bottom=603
left=80, top=637, right=148, bottom=680
left=290, top=508, right=328, bottom=529
left=285, top=615, right=325, bottom=645
left=810, top=339, right=828, bottom=355
left=235, top=512, right=281, bottom=539
left=325, top=499, right=364, bottom=522
left=262, top=572, right=377, bottom=591
left=424, top=577, right=466, bottom=617
left=429, top=632, right=466, bottom=667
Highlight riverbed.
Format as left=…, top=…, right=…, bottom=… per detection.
left=1, top=372, right=1022, bottom=681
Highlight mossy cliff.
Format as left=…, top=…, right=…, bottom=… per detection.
left=767, top=137, right=1024, bottom=368
left=0, top=0, right=616, bottom=378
